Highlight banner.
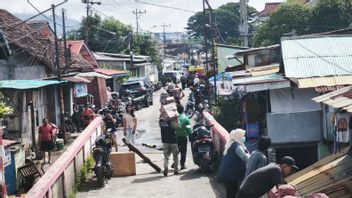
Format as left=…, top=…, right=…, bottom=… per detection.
left=74, top=83, right=88, bottom=98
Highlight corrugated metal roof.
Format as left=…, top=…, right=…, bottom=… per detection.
left=233, top=73, right=286, bottom=85
left=282, top=36, right=352, bottom=78
left=297, top=75, right=352, bottom=88
left=94, top=68, right=129, bottom=77
left=247, top=64, right=280, bottom=76
left=0, top=80, right=63, bottom=90
left=287, top=148, right=352, bottom=198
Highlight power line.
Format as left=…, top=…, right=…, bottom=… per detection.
left=134, top=0, right=197, bottom=13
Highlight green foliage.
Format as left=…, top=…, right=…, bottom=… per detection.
left=310, top=0, right=352, bottom=33
left=212, top=91, right=245, bottom=132
left=186, top=2, right=257, bottom=44
left=74, top=156, right=95, bottom=191
left=0, top=101, right=13, bottom=117
left=252, top=0, right=352, bottom=47
left=68, top=14, right=161, bottom=66
left=252, top=3, right=311, bottom=47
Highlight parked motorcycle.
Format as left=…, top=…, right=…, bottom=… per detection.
left=185, top=93, right=196, bottom=118
left=190, top=123, right=216, bottom=173
left=93, top=133, right=114, bottom=187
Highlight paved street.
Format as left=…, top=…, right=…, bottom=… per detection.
left=77, top=89, right=225, bottom=198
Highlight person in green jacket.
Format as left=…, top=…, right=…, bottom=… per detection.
left=175, top=104, right=191, bottom=170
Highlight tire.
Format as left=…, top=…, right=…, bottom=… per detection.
left=149, top=99, right=153, bottom=106
left=96, top=164, right=105, bottom=187
left=144, top=99, right=150, bottom=108
left=185, top=108, right=195, bottom=118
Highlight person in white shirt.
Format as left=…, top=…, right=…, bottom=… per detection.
left=123, top=104, right=137, bottom=145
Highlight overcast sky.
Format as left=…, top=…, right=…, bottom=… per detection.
left=0, top=0, right=286, bottom=32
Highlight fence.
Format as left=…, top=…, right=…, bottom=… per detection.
left=26, top=116, right=103, bottom=198
left=203, top=112, right=229, bottom=155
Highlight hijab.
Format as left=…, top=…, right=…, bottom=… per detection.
left=223, top=128, right=246, bottom=156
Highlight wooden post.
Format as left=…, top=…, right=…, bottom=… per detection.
left=122, top=138, right=161, bottom=173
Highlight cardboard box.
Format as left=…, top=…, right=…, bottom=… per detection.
left=160, top=103, right=177, bottom=114
left=165, top=97, right=175, bottom=104
left=172, top=88, right=182, bottom=98
left=110, top=152, right=136, bottom=177
left=160, top=110, right=179, bottom=121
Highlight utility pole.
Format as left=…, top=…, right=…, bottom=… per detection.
left=202, top=0, right=209, bottom=71
left=204, top=0, right=217, bottom=104
left=62, top=9, right=69, bottom=69
left=239, top=0, right=249, bottom=47
left=133, top=9, right=146, bottom=36
left=52, top=5, right=65, bottom=132
left=129, top=29, right=134, bottom=76
left=161, top=23, right=171, bottom=59
left=82, top=0, right=101, bottom=45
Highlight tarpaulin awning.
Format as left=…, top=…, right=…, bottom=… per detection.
left=208, top=72, right=232, bottom=83
left=0, top=80, right=63, bottom=90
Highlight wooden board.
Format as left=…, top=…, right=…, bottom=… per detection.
left=110, top=152, right=136, bottom=177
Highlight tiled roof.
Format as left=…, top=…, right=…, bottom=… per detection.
left=68, top=40, right=99, bottom=67
left=94, top=68, right=129, bottom=77
left=257, top=3, right=281, bottom=17
left=0, top=9, right=56, bottom=72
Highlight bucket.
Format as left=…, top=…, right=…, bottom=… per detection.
left=56, top=139, right=64, bottom=150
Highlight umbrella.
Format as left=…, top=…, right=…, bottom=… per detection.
left=208, top=72, right=232, bottom=82
left=188, top=66, right=205, bottom=72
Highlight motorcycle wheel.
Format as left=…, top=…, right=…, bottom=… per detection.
left=96, top=165, right=105, bottom=187
left=185, top=108, right=195, bottom=118
left=200, top=160, right=210, bottom=173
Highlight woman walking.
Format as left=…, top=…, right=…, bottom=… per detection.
left=218, top=129, right=250, bottom=198
left=123, top=104, right=137, bottom=145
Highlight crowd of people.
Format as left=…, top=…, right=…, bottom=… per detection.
left=218, top=129, right=299, bottom=198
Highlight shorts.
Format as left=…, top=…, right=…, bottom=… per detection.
left=40, top=140, right=55, bottom=151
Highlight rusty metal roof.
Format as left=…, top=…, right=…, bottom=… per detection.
left=312, top=86, right=352, bottom=111
left=282, top=36, right=352, bottom=78
left=287, top=148, right=352, bottom=198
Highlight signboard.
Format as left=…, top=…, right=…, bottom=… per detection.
left=74, top=83, right=88, bottom=98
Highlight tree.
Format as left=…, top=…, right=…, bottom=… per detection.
left=252, top=3, right=311, bottom=47
left=186, top=2, right=257, bottom=45
left=68, top=14, right=161, bottom=66
left=310, top=0, right=352, bottom=33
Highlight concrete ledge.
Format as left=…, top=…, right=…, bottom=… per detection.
left=26, top=116, right=103, bottom=198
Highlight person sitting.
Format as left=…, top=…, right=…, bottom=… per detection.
left=238, top=156, right=299, bottom=198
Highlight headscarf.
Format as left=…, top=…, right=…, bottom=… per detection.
left=223, top=128, right=246, bottom=156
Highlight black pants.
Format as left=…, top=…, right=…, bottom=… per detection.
left=181, top=82, right=186, bottom=90
left=237, top=190, right=257, bottom=198
left=177, top=136, right=187, bottom=166
left=225, top=180, right=239, bottom=198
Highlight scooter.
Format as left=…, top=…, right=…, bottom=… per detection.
left=185, top=94, right=196, bottom=118
left=93, top=134, right=114, bottom=187
left=190, top=123, right=216, bottom=173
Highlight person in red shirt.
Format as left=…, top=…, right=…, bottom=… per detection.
left=38, top=118, right=57, bottom=164
left=81, top=104, right=95, bottom=128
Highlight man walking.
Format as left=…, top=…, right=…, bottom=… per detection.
left=175, top=104, right=191, bottom=170
left=160, top=117, right=179, bottom=176
left=244, top=136, right=272, bottom=178
left=238, top=156, right=299, bottom=198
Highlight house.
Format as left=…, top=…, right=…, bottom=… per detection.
left=94, top=52, right=158, bottom=84
left=216, top=44, right=246, bottom=72
left=232, top=41, right=324, bottom=169
left=256, top=3, right=282, bottom=22
left=0, top=10, right=64, bottom=150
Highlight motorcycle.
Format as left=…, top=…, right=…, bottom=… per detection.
left=190, top=123, right=216, bottom=173
left=185, top=93, right=196, bottom=118
left=93, top=133, right=114, bottom=187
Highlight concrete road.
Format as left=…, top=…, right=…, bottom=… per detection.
left=77, top=89, right=225, bottom=198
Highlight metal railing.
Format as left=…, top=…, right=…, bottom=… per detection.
left=26, top=116, right=103, bottom=198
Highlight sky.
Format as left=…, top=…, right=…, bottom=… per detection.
left=0, top=0, right=286, bottom=32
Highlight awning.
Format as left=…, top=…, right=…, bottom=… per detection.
left=208, top=72, right=232, bottom=83
left=246, top=64, right=280, bottom=76
left=188, top=66, right=205, bottom=72
left=62, top=76, right=93, bottom=83
left=233, top=74, right=290, bottom=93
left=0, top=80, right=63, bottom=90
left=77, top=71, right=112, bottom=79
left=296, top=76, right=352, bottom=88
left=94, top=68, right=129, bottom=78
left=312, top=86, right=352, bottom=111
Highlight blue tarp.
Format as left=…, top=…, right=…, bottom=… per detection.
left=208, top=72, right=232, bottom=83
